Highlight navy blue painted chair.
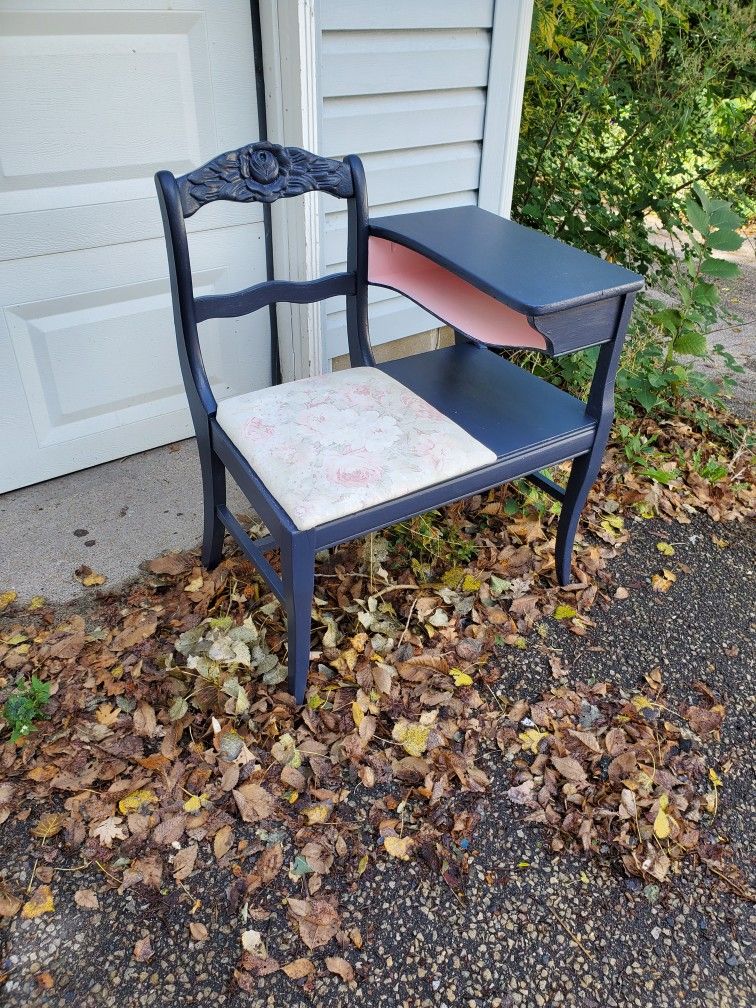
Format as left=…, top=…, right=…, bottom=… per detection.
left=155, top=142, right=642, bottom=704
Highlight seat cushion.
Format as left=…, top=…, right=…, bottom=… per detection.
left=215, top=366, right=496, bottom=531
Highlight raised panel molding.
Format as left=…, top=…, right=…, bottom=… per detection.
left=6, top=270, right=226, bottom=446
left=0, top=11, right=213, bottom=212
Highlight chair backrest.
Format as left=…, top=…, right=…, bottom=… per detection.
left=155, top=141, right=371, bottom=419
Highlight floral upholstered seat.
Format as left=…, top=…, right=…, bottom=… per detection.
left=215, top=367, right=496, bottom=531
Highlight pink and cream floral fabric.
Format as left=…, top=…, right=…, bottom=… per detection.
left=215, top=367, right=496, bottom=531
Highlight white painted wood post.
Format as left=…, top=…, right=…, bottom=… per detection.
left=478, top=0, right=534, bottom=218
left=258, top=0, right=325, bottom=380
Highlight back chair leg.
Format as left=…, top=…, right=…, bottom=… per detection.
left=554, top=449, right=603, bottom=587
left=199, top=437, right=226, bottom=570
left=280, top=535, right=316, bottom=704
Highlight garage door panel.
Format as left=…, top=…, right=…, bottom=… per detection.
left=1, top=225, right=270, bottom=491
left=0, top=0, right=266, bottom=492
left=0, top=11, right=213, bottom=206
left=0, top=198, right=264, bottom=263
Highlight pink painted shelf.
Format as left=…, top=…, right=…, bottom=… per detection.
left=368, top=237, right=547, bottom=351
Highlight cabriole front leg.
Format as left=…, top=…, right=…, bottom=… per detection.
left=554, top=442, right=607, bottom=586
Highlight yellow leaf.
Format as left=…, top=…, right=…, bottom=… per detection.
left=631, top=695, right=653, bottom=711
left=708, top=768, right=723, bottom=788
left=554, top=605, right=577, bottom=620
left=183, top=793, right=204, bottom=813
left=450, top=668, right=473, bottom=687
left=357, top=853, right=369, bottom=875
left=21, top=885, right=55, bottom=918
left=185, top=576, right=204, bottom=593
left=603, top=514, right=624, bottom=530
left=656, top=541, right=675, bottom=556
left=391, top=720, right=430, bottom=758
left=351, top=702, right=365, bottom=728
left=118, top=789, right=158, bottom=815
left=0, top=590, right=17, bottom=612
left=518, top=728, right=548, bottom=754
left=711, top=535, right=728, bottom=548
left=303, top=803, right=331, bottom=825
left=653, top=806, right=671, bottom=839
left=441, top=566, right=464, bottom=588
left=651, top=570, right=676, bottom=593
left=461, top=574, right=481, bottom=593
left=287, top=790, right=299, bottom=804
left=384, top=835, right=413, bottom=860
left=31, top=813, right=65, bottom=839
left=74, top=566, right=106, bottom=587
left=28, top=596, right=46, bottom=611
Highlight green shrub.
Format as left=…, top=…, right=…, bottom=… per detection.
left=514, top=0, right=753, bottom=417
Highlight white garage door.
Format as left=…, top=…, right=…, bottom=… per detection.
left=0, top=1, right=271, bottom=493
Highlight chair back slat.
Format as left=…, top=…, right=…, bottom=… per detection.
left=175, top=142, right=353, bottom=217
left=194, top=273, right=355, bottom=323
left=155, top=142, right=373, bottom=414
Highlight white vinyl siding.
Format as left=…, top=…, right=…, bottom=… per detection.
left=320, top=1, right=496, bottom=360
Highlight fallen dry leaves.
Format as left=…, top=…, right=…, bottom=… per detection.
left=500, top=669, right=750, bottom=895
left=0, top=401, right=752, bottom=990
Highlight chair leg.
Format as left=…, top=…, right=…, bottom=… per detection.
left=280, top=536, right=315, bottom=704
left=554, top=450, right=603, bottom=587
left=199, top=436, right=226, bottom=570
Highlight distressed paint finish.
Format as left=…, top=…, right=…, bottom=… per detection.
left=156, top=142, right=641, bottom=703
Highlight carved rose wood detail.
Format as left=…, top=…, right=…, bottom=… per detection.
left=176, top=142, right=353, bottom=216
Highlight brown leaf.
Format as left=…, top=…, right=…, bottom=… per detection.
left=233, top=783, right=275, bottom=823
left=213, top=824, right=234, bottom=861
left=133, top=936, right=154, bottom=962
left=551, top=756, right=587, bottom=783
left=189, top=922, right=209, bottom=942
left=35, top=971, right=55, bottom=991
left=246, top=843, right=283, bottom=892
left=0, top=886, right=22, bottom=918
left=147, top=553, right=190, bottom=576
left=73, top=889, right=99, bottom=910
left=325, top=956, right=355, bottom=983
left=132, top=702, right=158, bottom=738
left=604, top=726, right=627, bottom=755
left=568, top=730, right=602, bottom=754
left=280, top=764, right=306, bottom=791
left=152, top=813, right=186, bottom=846
left=130, top=855, right=163, bottom=888
left=505, top=779, right=537, bottom=806
left=173, top=843, right=199, bottom=882
left=111, top=614, right=158, bottom=652
left=608, top=750, right=637, bottom=780
left=685, top=704, right=725, bottom=737
left=287, top=897, right=340, bottom=950
left=282, top=958, right=315, bottom=979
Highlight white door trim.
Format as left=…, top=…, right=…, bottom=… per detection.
left=258, top=0, right=324, bottom=380
left=478, top=0, right=534, bottom=218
